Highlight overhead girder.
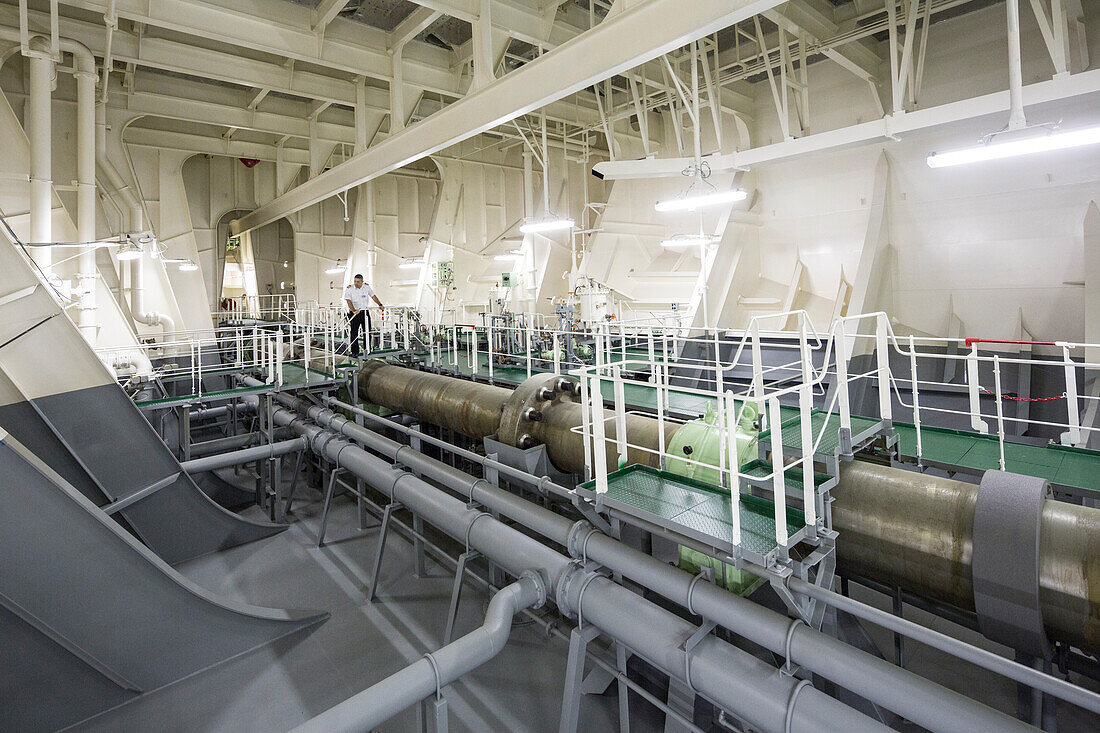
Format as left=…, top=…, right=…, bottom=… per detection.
left=53, top=0, right=459, bottom=96
left=232, top=0, right=792, bottom=235
left=0, top=4, right=619, bottom=134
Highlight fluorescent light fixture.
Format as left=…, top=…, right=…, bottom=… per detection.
left=398, top=260, right=425, bottom=270
left=927, top=124, right=1100, bottom=168
left=494, top=254, right=520, bottom=261
left=325, top=260, right=347, bottom=275
left=660, top=233, right=718, bottom=250
left=520, top=216, right=574, bottom=234
left=178, top=260, right=199, bottom=271
left=116, top=241, right=142, bottom=261
left=655, top=188, right=747, bottom=212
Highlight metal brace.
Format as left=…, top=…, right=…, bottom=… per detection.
left=681, top=619, right=718, bottom=693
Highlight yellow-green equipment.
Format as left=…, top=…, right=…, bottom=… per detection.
left=665, top=401, right=764, bottom=595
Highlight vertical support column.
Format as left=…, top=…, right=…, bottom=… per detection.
left=876, top=315, right=893, bottom=428
left=471, top=0, right=495, bottom=92
left=612, top=365, right=627, bottom=468
left=967, top=343, right=990, bottom=434
left=590, top=373, right=608, bottom=494
left=28, top=39, right=53, bottom=270
left=559, top=625, right=602, bottom=733
left=723, top=392, right=741, bottom=549
left=834, top=319, right=853, bottom=453
left=390, top=47, right=406, bottom=133
left=522, top=149, right=535, bottom=221
left=797, top=318, right=816, bottom=533
left=768, top=398, right=789, bottom=559
left=909, top=335, right=923, bottom=462
left=74, top=50, right=98, bottom=344
left=354, top=76, right=369, bottom=153
left=1061, top=344, right=1082, bottom=446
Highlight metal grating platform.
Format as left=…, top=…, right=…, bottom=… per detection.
left=759, top=409, right=884, bottom=458
left=578, top=465, right=805, bottom=561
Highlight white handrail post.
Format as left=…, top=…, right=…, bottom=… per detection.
left=750, top=319, right=765, bottom=428
left=304, top=324, right=311, bottom=374
left=834, top=318, right=853, bottom=453
left=655, top=363, right=667, bottom=470
left=716, top=363, right=727, bottom=486
left=967, top=343, right=990, bottom=434
left=993, top=354, right=1006, bottom=471
left=526, top=320, right=533, bottom=378
left=452, top=326, right=458, bottom=367
left=876, top=314, right=892, bottom=426
left=613, top=365, right=627, bottom=467
left=909, top=335, right=923, bottom=463
left=1061, top=344, right=1082, bottom=446
left=768, top=398, right=789, bottom=559
left=553, top=329, right=561, bottom=376
left=591, top=373, right=609, bottom=493
left=488, top=325, right=495, bottom=382
left=798, top=315, right=816, bottom=533
left=580, top=372, right=593, bottom=481
left=723, top=391, right=742, bottom=550
left=276, top=334, right=284, bottom=385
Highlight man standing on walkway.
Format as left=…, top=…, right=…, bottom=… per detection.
left=344, top=274, right=384, bottom=357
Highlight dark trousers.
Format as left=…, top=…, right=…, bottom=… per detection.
left=348, top=310, right=372, bottom=356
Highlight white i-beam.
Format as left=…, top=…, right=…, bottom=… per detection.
left=231, top=0, right=787, bottom=235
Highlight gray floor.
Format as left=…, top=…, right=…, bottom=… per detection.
left=68, top=482, right=1100, bottom=733
left=73, top=491, right=644, bottom=733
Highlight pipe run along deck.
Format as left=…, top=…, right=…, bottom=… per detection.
left=419, top=348, right=1100, bottom=499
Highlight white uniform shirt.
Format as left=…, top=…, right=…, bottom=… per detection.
left=343, top=283, right=376, bottom=311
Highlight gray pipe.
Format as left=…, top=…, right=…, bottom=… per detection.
left=315, top=395, right=1046, bottom=731
left=293, top=576, right=543, bottom=733
left=786, top=576, right=1100, bottom=716
left=180, top=437, right=307, bottom=474
left=261, top=388, right=1032, bottom=733
left=242, top=385, right=889, bottom=733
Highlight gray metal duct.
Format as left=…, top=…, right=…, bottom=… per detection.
left=179, top=437, right=307, bottom=474
left=355, top=362, right=1100, bottom=656
left=254, top=386, right=1036, bottom=732
left=293, top=576, right=544, bottom=733
left=242, top=386, right=895, bottom=733
left=322, top=396, right=1093, bottom=728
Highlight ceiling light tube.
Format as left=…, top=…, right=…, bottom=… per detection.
left=520, top=217, right=574, bottom=234
left=398, top=260, right=425, bottom=270
left=178, top=260, right=199, bottom=271
left=660, top=233, right=718, bottom=250
left=655, top=188, right=747, bottom=212
left=325, top=260, right=347, bottom=275
left=494, top=254, right=521, bottom=261
left=927, top=124, right=1100, bottom=168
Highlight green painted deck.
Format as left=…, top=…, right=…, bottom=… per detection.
left=758, top=409, right=882, bottom=456
left=580, top=465, right=805, bottom=557
left=133, top=364, right=335, bottom=407
left=892, top=421, right=1100, bottom=495
left=740, top=459, right=833, bottom=492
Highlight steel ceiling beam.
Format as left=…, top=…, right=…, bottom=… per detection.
left=53, top=0, right=459, bottom=95
left=232, top=0, right=787, bottom=235
left=312, top=0, right=352, bottom=32
left=0, top=6, right=611, bottom=131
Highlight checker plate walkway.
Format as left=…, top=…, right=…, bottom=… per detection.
left=578, top=465, right=806, bottom=564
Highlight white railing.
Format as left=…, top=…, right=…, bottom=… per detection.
left=201, top=301, right=1100, bottom=475
left=217, top=294, right=298, bottom=323
left=96, top=321, right=343, bottom=398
